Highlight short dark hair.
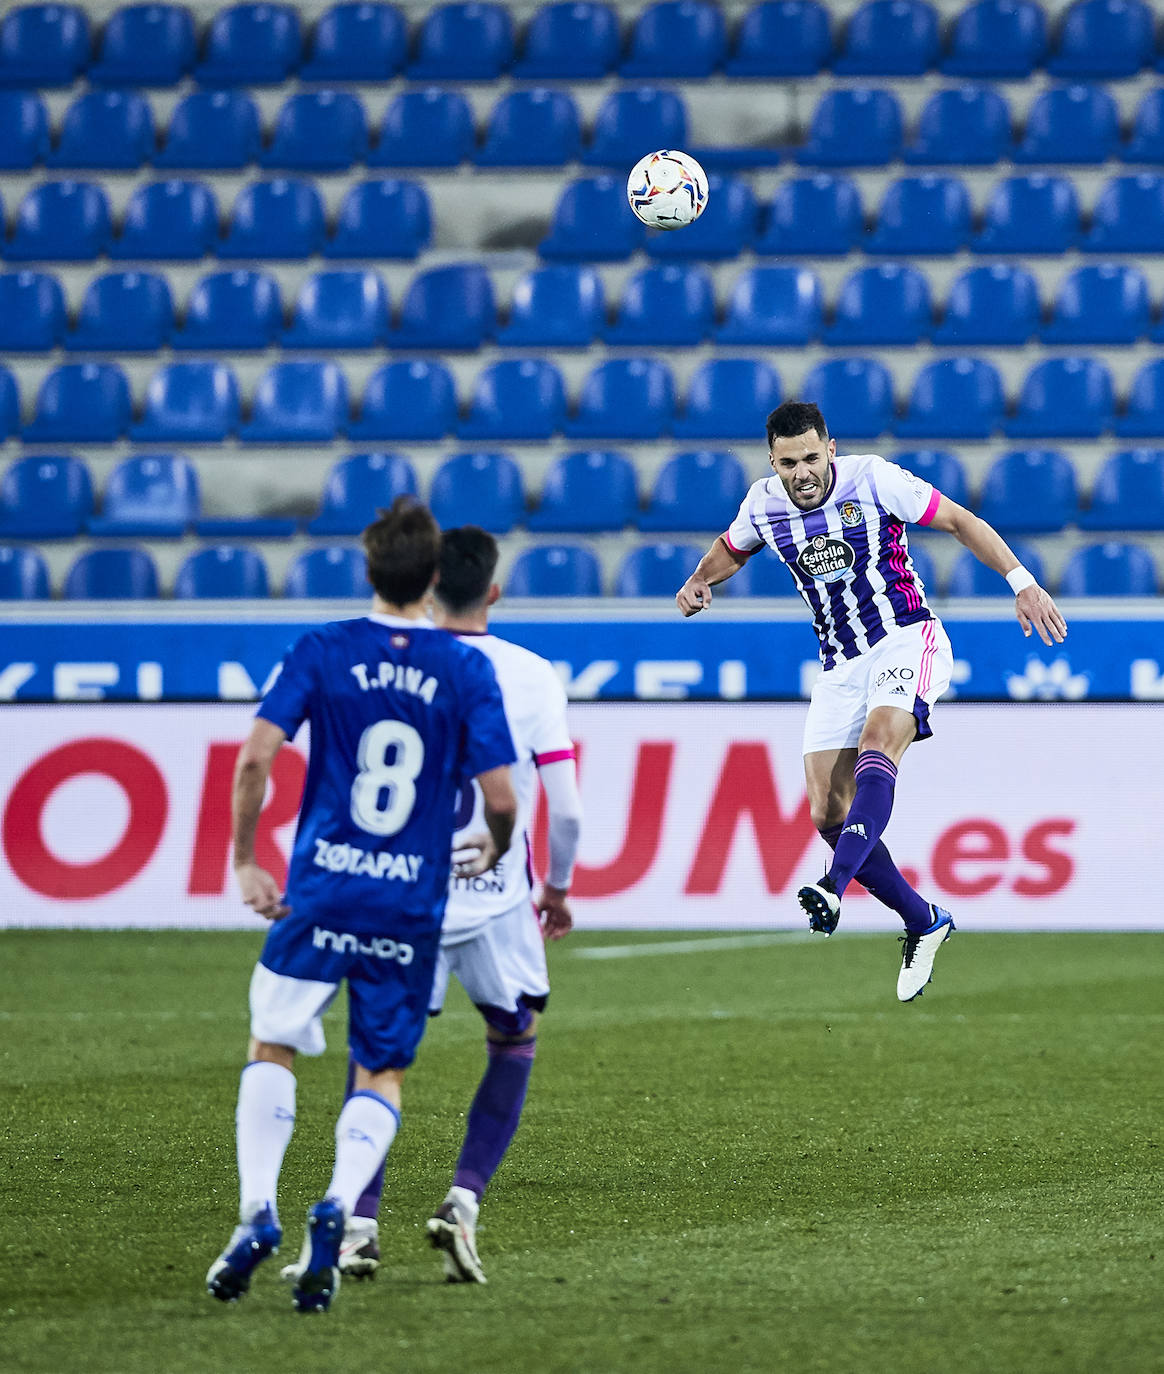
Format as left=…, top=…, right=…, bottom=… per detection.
left=436, top=525, right=500, bottom=613
left=766, top=401, right=829, bottom=447
left=362, top=496, right=440, bottom=606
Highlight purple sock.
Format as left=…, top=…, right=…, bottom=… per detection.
left=452, top=1038, right=536, bottom=1201
left=826, top=750, right=900, bottom=899
left=821, top=824, right=932, bottom=932
left=345, top=1055, right=388, bottom=1221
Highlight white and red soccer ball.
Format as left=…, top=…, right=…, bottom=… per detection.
left=626, top=149, right=709, bottom=231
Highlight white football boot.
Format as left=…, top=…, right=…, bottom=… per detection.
left=426, top=1186, right=486, bottom=1284
left=280, top=1215, right=380, bottom=1282
left=897, top=907, right=956, bottom=1002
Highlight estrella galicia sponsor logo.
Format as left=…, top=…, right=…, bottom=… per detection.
left=839, top=501, right=863, bottom=528
left=797, top=535, right=855, bottom=584
left=312, top=838, right=423, bottom=882
left=312, top=926, right=415, bottom=964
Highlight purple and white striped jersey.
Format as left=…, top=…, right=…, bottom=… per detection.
left=725, top=453, right=943, bottom=670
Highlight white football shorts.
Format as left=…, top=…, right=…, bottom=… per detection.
left=249, top=962, right=337, bottom=1058
left=430, top=897, right=550, bottom=1036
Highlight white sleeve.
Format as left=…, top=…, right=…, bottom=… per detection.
left=873, top=457, right=941, bottom=526
left=538, top=758, right=582, bottom=891
left=724, top=488, right=763, bottom=555
left=528, top=662, right=574, bottom=765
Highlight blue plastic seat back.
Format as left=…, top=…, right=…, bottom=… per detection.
left=1015, top=83, right=1120, bottom=164
left=0, top=270, right=66, bottom=350
left=242, top=361, right=349, bottom=441
left=155, top=90, right=260, bottom=168
left=973, top=175, right=1080, bottom=254
left=301, top=2, right=407, bottom=80
left=942, top=0, right=1046, bottom=76
left=327, top=179, right=431, bottom=259
left=949, top=539, right=1044, bottom=595
left=606, top=264, right=714, bottom=345
left=1059, top=540, right=1157, bottom=595
left=515, top=1, right=620, bottom=77
left=540, top=176, right=646, bottom=260
left=622, top=1, right=727, bottom=77
left=371, top=89, right=474, bottom=167
left=756, top=174, right=862, bottom=256
left=1044, top=264, right=1150, bottom=344
left=394, top=263, right=495, bottom=349
left=933, top=264, right=1040, bottom=345
left=530, top=450, right=639, bottom=532
left=0, top=4, right=91, bottom=86
left=196, top=3, right=303, bottom=84
left=646, top=175, right=757, bottom=261
left=896, top=357, right=1004, bottom=438
left=0, top=545, right=50, bottom=599
left=724, top=548, right=801, bottom=597
left=0, top=91, right=49, bottom=167
left=8, top=180, right=111, bottom=260
left=69, top=271, right=174, bottom=351
left=1113, top=359, right=1164, bottom=437
left=717, top=265, right=823, bottom=345
left=285, top=546, right=368, bottom=598
left=583, top=87, right=688, bottom=166
left=867, top=175, right=971, bottom=254
left=800, top=358, right=895, bottom=439
left=133, top=361, right=241, bottom=440
left=175, top=546, right=269, bottom=598
left=1083, top=449, right=1164, bottom=530
left=798, top=87, right=903, bottom=166
left=409, top=2, right=515, bottom=79
left=65, top=547, right=159, bottom=599
left=826, top=264, right=932, bottom=346
left=507, top=544, right=602, bottom=597
left=834, top=0, right=939, bottom=75
left=568, top=358, right=675, bottom=439
left=175, top=270, right=282, bottom=350
left=477, top=88, right=581, bottom=166
left=309, top=451, right=419, bottom=534
left=498, top=265, right=603, bottom=346
left=51, top=90, right=154, bottom=168
left=1048, top=0, right=1153, bottom=77
left=0, top=368, right=19, bottom=439
left=351, top=361, right=456, bottom=439
left=904, top=86, right=1012, bottom=165
left=460, top=360, right=567, bottom=440
left=113, top=179, right=220, bottom=261
left=1125, top=89, right=1164, bottom=164
left=1083, top=175, right=1164, bottom=254
left=640, top=449, right=748, bottom=532
left=221, top=179, right=324, bottom=258
left=283, top=270, right=390, bottom=348
left=726, top=0, right=832, bottom=76
left=616, top=542, right=703, bottom=596
left=94, top=454, right=199, bottom=535
left=891, top=449, right=970, bottom=507
left=27, top=362, right=131, bottom=441
left=978, top=449, right=1078, bottom=532
left=1007, top=357, right=1115, bottom=438
left=430, top=451, right=525, bottom=533
left=0, top=453, right=93, bottom=536
left=90, top=4, right=196, bottom=85
left=674, top=358, right=782, bottom=439
left=263, top=91, right=368, bottom=170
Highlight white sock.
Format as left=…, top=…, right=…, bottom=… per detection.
left=326, top=1091, right=400, bottom=1215
left=236, top=1061, right=296, bottom=1222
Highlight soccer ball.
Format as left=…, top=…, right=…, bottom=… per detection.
left=626, top=149, right=709, bottom=231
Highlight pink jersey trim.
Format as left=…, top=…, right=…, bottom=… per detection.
left=722, top=529, right=748, bottom=554
left=918, top=488, right=942, bottom=527
left=535, top=748, right=576, bottom=767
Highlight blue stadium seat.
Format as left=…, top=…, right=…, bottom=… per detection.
left=195, top=3, right=303, bottom=84
left=0, top=271, right=66, bottom=350
left=1081, top=449, right=1164, bottom=529
left=941, top=0, right=1046, bottom=76
left=0, top=546, right=50, bottom=599
left=0, top=4, right=90, bottom=86
left=895, top=357, right=1005, bottom=438
left=50, top=90, right=153, bottom=169
left=834, top=0, right=939, bottom=74
left=285, top=546, right=368, bottom=598
left=716, top=265, right=823, bottom=345
left=605, top=264, right=714, bottom=345
left=1048, top=0, right=1153, bottom=77
left=67, top=271, right=174, bottom=352
left=621, top=1, right=726, bottom=77
left=567, top=359, right=675, bottom=440
left=724, top=549, right=800, bottom=597
left=673, top=358, right=782, bottom=439
left=639, top=450, right=747, bottom=532
left=476, top=89, right=581, bottom=166
left=583, top=87, right=687, bottom=167
left=0, top=91, right=48, bottom=167
left=0, top=454, right=93, bottom=537
left=891, top=449, right=970, bottom=507
left=175, top=546, right=269, bottom=599
left=220, top=179, right=324, bottom=259
left=1113, top=360, right=1164, bottom=438
left=90, top=3, right=196, bottom=85
left=529, top=451, right=639, bottom=532
left=430, top=452, right=525, bottom=533
left=154, top=90, right=260, bottom=169
left=1082, top=175, right=1164, bottom=253
left=497, top=266, right=603, bottom=346
left=797, top=88, right=903, bottom=166
left=349, top=361, right=457, bottom=440
left=132, top=361, right=240, bottom=441
left=408, top=2, right=514, bottom=79
left=1059, top=541, right=1156, bottom=595
left=948, top=539, right=1044, bottom=595
left=25, top=363, right=130, bottom=442
left=6, top=180, right=110, bottom=261
left=1124, top=89, right=1164, bottom=164
left=369, top=89, right=474, bottom=167
left=901, top=542, right=938, bottom=597
left=506, top=544, right=602, bottom=597
left=65, top=547, right=159, bottom=600
left=308, top=452, right=419, bottom=534
left=393, top=264, right=495, bottom=349
left=1014, top=84, right=1119, bottom=164
left=540, top=176, right=645, bottom=260
left=800, top=358, right=894, bottom=439
left=825, top=264, right=932, bottom=346
left=240, top=361, right=349, bottom=442
left=263, top=91, right=368, bottom=171
left=459, top=359, right=567, bottom=440
left=0, top=369, right=17, bottom=439
left=111, top=180, right=220, bottom=261
left=282, top=270, right=390, bottom=349
left=933, top=264, right=1040, bottom=346
left=1042, top=264, right=1150, bottom=344
left=513, top=2, right=619, bottom=78
left=1006, top=358, right=1115, bottom=438
left=903, top=86, right=1012, bottom=165
left=301, top=2, right=407, bottom=80
left=616, top=542, right=702, bottom=596
left=173, top=271, right=281, bottom=351
left=646, top=175, right=757, bottom=261
left=88, top=454, right=199, bottom=536
left=326, top=179, right=431, bottom=259
left=725, top=0, right=832, bottom=76
left=756, top=175, right=862, bottom=256
left=866, top=176, right=971, bottom=255
left=977, top=449, right=1079, bottom=533
left=972, top=175, right=1080, bottom=254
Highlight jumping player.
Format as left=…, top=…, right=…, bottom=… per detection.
left=206, top=499, right=518, bottom=1314
left=675, top=402, right=1068, bottom=1001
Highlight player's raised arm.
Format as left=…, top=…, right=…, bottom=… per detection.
left=925, top=493, right=1068, bottom=646
left=231, top=716, right=290, bottom=920
left=676, top=536, right=751, bottom=617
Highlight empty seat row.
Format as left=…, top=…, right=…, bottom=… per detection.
left=0, top=0, right=1160, bottom=88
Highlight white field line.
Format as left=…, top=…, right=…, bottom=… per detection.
left=573, top=932, right=820, bottom=960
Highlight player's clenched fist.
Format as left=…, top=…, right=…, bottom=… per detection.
left=676, top=576, right=712, bottom=617
left=234, top=861, right=290, bottom=921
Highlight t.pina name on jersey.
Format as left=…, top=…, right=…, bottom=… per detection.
left=350, top=660, right=438, bottom=704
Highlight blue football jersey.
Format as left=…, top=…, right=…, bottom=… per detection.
left=257, top=613, right=517, bottom=932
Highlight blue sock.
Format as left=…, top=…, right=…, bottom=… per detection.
left=826, top=750, right=900, bottom=899
left=453, top=1038, right=536, bottom=1201
left=821, top=824, right=932, bottom=933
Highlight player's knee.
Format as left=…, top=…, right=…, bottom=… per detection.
left=811, top=799, right=846, bottom=832
left=248, top=1038, right=295, bottom=1069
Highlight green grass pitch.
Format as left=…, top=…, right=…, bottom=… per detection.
left=1, top=928, right=1161, bottom=1374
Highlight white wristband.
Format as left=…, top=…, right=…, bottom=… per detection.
left=1005, top=566, right=1037, bottom=595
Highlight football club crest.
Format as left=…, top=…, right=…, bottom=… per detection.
left=391, top=633, right=410, bottom=649
left=839, top=501, right=863, bottom=528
